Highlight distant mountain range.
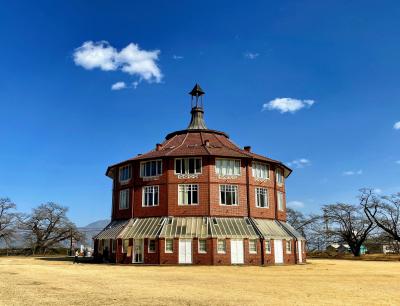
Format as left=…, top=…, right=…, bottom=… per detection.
left=78, top=219, right=110, bottom=247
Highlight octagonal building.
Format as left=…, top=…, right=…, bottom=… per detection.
left=94, top=84, right=306, bottom=265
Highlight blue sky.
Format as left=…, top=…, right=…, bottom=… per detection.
left=1, top=1, right=399, bottom=226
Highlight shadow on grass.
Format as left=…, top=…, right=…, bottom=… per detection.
left=35, top=256, right=96, bottom=264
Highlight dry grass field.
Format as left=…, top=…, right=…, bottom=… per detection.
left=0, top=257, right=399, bottom=306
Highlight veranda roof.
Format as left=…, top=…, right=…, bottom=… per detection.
left=93, top=220, right=130, bottom=240
left=209, top=217, right=259, bottom=239
left=119, top=217, right=165, bottom=239
left=160, top=217, right=210, bottom=238
left=277, top=221, right=305, bottom=240
left=251, top=219, right=292, bottom=240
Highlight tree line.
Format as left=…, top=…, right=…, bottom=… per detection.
left=0, top=198, right=82, bottom=254
left=1, top=188, right=399, bottom=256
left=286, top=188, right=400, bottom=256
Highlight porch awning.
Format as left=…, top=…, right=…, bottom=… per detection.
left=160, top=217, right=210, bottom=238
left=251, top=218, right=292, bottom=240
left=119, top=217, right=165, bottom=239
left=93, top=220, right=130, bottom=240
left=209, top=217, right=259, bottom=239
left=277, top=221, right=305, bottom=240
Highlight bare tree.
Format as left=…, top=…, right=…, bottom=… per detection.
left=361, top=188, right=400, bottom=243
left=323, top=202, right=375, bottom=256
left=0, top=198, right=19, bottom=247
left=20, top=202, right=83, bottom=254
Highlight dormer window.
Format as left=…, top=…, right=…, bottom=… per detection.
left=119, top=165, right=132, bottom=184
left=252, top=162, right=269, bottom=180
left=215, top=159, right=241, bottom=176
left=276, top=168, right=284, bottom=185
left=140, top=160, right=162, bottom=178
left=175, top=157, right=202, bottom=175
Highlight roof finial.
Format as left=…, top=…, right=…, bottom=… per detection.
left=187, top=84, right=207, bottom=130
left=189, top=83, right=205, bottom=108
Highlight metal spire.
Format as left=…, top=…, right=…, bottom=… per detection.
left=187, top=83, right=207, bottom=130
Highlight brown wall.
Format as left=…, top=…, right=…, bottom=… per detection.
left=111, top=157, right=288, bottom=221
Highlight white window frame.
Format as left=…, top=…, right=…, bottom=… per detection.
left=276, top=168, right=284, bottom=185
left=142, top=186, right=159, bottom=207
left=198, top=239, right=207, bottom=254
left=119, top=189, right=129, bottom=210
left=174, top=157, right=202, bottom=175
left=219, top=185, right=239, bottom=206
left=148, top=239, right=156, bottom=253
left=249, top=239, right=257, bottom=254
left=252, top=162, right=270, bottom=180
left=178, top=184, right=199, bottom=205
left=165, top=238, right=173, bottom=253
left=215, top=158, right=241, bottom=176
left=286, top=240, right=292, bottom=253
left=217, top=239, right=226, bottom=254
left=140, top=159, right=163, bottom=178
left=277, top=191, right=284, bottom=211
left=265, top=240, right=271, bottom=254
left=256, top=187, right=269, bottom=208
left=119, top=165, right=132, bottom=184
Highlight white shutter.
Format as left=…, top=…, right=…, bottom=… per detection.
left=298, top=241, right=302, bottom=263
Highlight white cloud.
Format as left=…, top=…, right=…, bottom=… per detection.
left=374, top=188, right=382, bottom=194
left=244, top=52, right=259, bottom=59
left=287, top=158, right=311, bottom=168
left=132, top=81, right=139, bottom=89
left=73, top=41, right=162, bottom=83
left=111, top=81, right=127, bottom=91
left=342, top=169, right=363, bottom=176
left=172, top=55, right=184, bottom=60
left=287, top=201, right=304, bottom=209
left=394, top=121, right=400, bottom=130
left=262, top=98, right=315, bottom=113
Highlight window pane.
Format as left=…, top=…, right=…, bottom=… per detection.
left=195, top=158, right=201, bottom=173
left=157, top=160, right=162, bottom=175
left=188, top=158, right=195, bottom=174
left=175, top=159, right=181, bottom=174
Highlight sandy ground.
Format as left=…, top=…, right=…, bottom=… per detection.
left=0, top=257, right=399, bottom=306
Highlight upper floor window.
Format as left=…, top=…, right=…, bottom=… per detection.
left=119, top=189, right=129, bottom=210
left=178, top=184, right=199, bottom=205
left=219, top=185, right=238, bottom=206
left=277, top=191, right=284, bottom=211
left=119, top=165, right=132, bottom=183
left=140, top=160, right=162, bottom=178
left=276, top=168, right=284, bottom=185
left=175, top=157, right=202, bottom=174
left=215, top=159, right=241, bottom=176
left=142, top=185, right=159, bottom=207
left=256, top=187, right=269, bottom=208
left=252, top=162, right=270, bottom=179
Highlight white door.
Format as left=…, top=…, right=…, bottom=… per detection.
left=179, top=239, right=192, bottom=264
left=133, top=239, right=144, bottom=263
left=274, top=240, right=284, bottom=264
left=298, top=240, right=303, bottom=263
left=231, top=239, right=244, bottom=264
